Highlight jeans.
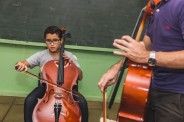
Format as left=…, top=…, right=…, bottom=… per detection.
left=24, top=83, right=46, bottom=122
left=145, top=89, right=184, bottom=122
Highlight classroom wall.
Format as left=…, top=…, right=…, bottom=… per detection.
left=0, top=0, right=147, bottom=48
left=0, top=39, right=125, bottom=102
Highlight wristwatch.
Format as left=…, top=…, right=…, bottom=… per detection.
left=148, top=51, right=156, bottom=66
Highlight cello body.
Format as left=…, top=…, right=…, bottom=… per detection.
left=32, top=60, right=81, bottom=122
left=117, top=61, right=152, bottom=122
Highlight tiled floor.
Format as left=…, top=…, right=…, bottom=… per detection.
left=0, top=96, right=119, bottom=122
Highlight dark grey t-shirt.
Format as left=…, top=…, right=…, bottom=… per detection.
left=26, top=49, right=80, bottom=69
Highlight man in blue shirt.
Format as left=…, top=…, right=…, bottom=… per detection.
left=98, top=0, right=184, bottom=122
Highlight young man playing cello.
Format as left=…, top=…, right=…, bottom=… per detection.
left=15, top=25, right=88, bottom=122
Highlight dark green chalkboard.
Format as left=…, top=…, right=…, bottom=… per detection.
left=0, top=0, right=147, bottom=48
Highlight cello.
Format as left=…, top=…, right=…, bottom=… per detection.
left=32, top=59, right=81, bottom=122
left=107, top=0, right=161, bottom=122
left=31, top=29, right=82, bottom=122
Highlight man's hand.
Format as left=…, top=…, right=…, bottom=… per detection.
left=98, top=70, right=117, bottom=93
left=113, top=35, right=149, bottom=64
left=98, top=60, right=123, bottom=92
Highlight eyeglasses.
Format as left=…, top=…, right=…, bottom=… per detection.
left=45, top=39, right=60, bottom=44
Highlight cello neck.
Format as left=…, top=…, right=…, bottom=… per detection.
left=108, top=0, right=161, bottom=109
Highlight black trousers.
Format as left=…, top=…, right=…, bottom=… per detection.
left=145, top=89, right=184, bottom=122
left=24, top=83, right=88, bottom=122
left=24, top=83, right=46, bottom=122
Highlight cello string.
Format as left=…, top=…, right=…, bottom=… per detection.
left=23, top=70, right=80, bottom=97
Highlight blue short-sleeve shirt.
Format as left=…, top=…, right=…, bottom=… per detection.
left=146, top=0, right=184, bottom=94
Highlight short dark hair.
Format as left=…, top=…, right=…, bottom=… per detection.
left=44, top=26, right=62, bottom=39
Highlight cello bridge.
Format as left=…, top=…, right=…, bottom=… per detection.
left=54, top=93, right=63, bottom=99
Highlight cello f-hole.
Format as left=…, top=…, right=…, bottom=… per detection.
left=44, top=89, right=55, bottom=103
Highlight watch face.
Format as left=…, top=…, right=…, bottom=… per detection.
left=148, top=58, right=156, bottom=66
